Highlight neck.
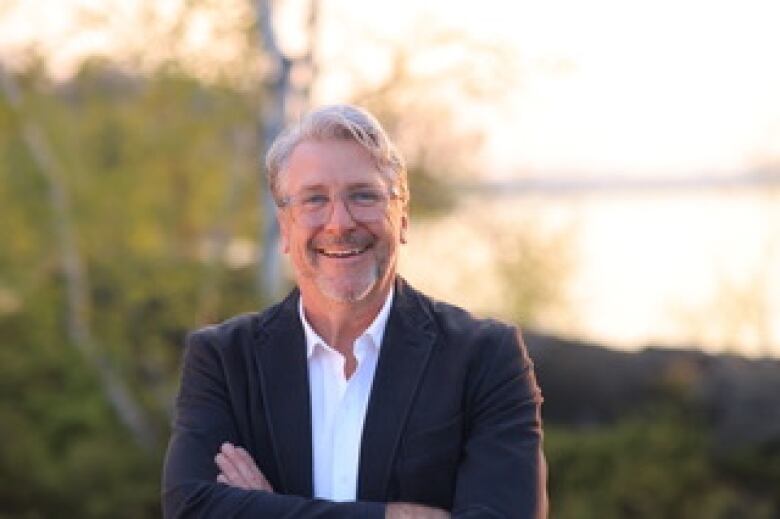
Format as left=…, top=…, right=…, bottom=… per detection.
left=300, top=282, right=391, bottom=354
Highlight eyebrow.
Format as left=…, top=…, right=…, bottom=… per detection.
left=295, top=181, right=385, bottom=193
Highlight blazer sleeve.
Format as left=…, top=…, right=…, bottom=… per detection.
left=451, top=326, right=548, bottom=519
left=162, top=330, right=385, bottom=519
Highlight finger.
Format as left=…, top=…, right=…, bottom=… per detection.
left=222, top=445, right=256, bottom=487
left=227, top=445, right=269, bottom=491
left=215, top=453, right=247, bottom=489
left=215, top=447, right=250, bottom=489
left=235, top=447, right=273, bottom=491
left=216, top=443, right=273, bottom=492
left=216, top=473, right=229, bottom=484
left=221, top=443, right=267, bottom=491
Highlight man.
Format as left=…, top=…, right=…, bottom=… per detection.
left=163, top=105, right=547, bottom=518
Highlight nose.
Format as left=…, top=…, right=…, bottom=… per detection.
left=323, top=195, right=356, bottom=231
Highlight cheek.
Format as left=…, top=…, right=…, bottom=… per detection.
left=287, top=229, right=315, bottom=258
left=278, top=214, right=291, bottom=254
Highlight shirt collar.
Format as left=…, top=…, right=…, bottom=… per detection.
left=299, top=287, right=395, bottom=359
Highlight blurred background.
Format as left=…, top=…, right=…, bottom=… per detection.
left=1, top=0, right=779, bottom=517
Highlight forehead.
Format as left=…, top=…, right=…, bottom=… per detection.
left=279, top=138, right=388, bottom=192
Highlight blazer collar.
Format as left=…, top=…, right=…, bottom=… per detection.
left=253, top=288, right=313, bottom=496
left=358, top=277, right=437, bottom=500
left=253, top=278, right=437, bottom=500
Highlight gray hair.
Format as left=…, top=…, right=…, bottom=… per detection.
left=265, top=104, right=408, bottom=206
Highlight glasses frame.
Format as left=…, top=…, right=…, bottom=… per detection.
left=277, top=184, right=402, bottom=227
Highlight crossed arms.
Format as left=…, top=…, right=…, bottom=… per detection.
left=162, top=317, right=547, bottom=518
left=214, top=441, right=447, bottom=518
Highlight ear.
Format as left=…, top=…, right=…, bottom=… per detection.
left=399, top=213, right=409, bottom=244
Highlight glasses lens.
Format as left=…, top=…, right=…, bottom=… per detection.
left=289, top=187, right=391, bottom=226
left=347, top=188, right=387, bottom=221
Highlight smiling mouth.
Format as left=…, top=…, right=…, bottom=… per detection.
left=315, top=243, right=373, bottom=259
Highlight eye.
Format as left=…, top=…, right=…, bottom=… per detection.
left=300, top=193, right=329, bottom=209
left=349, top=189, right=383, bottom=206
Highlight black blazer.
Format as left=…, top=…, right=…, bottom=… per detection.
left=163, top=278, right=547, bottom=518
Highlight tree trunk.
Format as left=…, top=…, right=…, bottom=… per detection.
left=254, top=0, right=318, bottom=302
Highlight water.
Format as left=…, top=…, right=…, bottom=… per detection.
left=401, top=185, right=780, bottom=358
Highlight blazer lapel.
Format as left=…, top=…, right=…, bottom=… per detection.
left=254, top=289, right=314, bottom=497
left=358, top=278, right=437, bottom=500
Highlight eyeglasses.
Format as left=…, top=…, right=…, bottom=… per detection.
left=278, top=185, right=401, bottom=227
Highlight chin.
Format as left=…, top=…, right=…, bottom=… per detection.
left=315, top=269, right=380, bottom=304
left=317, top=279, right=374, bottom=304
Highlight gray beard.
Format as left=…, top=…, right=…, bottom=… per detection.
left=315, top=262, right=381, bottom=303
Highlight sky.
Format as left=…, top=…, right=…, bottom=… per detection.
left=315, top=0, right=780, bottom=178
left=2, top=0, right=779, bottom=177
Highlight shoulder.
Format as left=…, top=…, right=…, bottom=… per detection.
left=407, top=283, right=517, bottom=343
left=401, top=281, right=523, bottom=361
left=187, top=312, right=256, bottom=349
left=430, top=297, right=514, bottom=340
left=185, top=294, right=294, bottom=355
left=403, top=282, right=540, bottom=405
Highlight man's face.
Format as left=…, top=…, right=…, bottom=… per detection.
left=277, top=138, right=408, bottom=305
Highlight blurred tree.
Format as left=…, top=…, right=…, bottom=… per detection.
left=348, top=24, right=518, bottom=217
left=490, top=220, right=573, bottom=327
left=253, top=0, right=319, bottom=301
left=1, top=63, right=158, bottom=452
left=0, top=63, right=261, bottom=516
left=546, top=410, right=778, bottom=519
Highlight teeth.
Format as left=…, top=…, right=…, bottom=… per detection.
left=323, top=249, right=360, bottom=257
left=317, top=245, right=369, bottom=258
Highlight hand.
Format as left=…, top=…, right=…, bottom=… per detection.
left=214, top=442, right=274, bottom=492
left=386, top=503, right=450, bottom=519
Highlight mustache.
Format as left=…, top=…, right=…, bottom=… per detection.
left=310, top=232, right=373, bottom=249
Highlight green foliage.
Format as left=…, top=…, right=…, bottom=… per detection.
left=493, top=223, right=573, bottom=327
left=546, top=411, right=778, bottom=518
left=0, top=64, right=263, bottom=517
left=406, top=164, right=457, bottom=217
left=0, top=294, right=160, bottom=518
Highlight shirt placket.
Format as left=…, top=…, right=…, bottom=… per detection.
left=329, top=337, right=372, bottom=500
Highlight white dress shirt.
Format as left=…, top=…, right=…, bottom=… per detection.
left=299, top=289, right=394, bottom=502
